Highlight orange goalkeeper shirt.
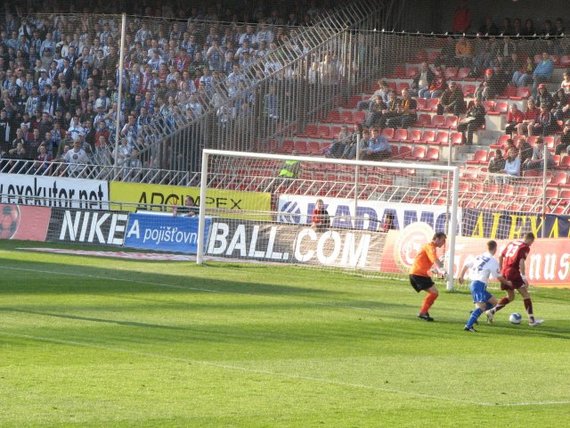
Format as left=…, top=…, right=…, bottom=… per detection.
left=409, top=242, right=438, bottom=277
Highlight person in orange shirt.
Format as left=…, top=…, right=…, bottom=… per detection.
left=409, top=232, right=447, bottom=321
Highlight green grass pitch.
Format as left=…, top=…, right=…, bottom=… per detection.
left=1, top=240, right=570, bottom=427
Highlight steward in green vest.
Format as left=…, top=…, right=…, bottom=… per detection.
left=278, top=159, right=300, bottom=178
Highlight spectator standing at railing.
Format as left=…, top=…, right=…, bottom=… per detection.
left=0, top=110, right=12, bottom=153
left=63, top=138, right=89, bottom=177
left=34, top=143, right=52, bottom=174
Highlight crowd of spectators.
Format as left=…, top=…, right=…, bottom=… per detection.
left=0, top=0, right=343, bottom=175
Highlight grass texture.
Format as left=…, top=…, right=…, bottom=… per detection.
left=1, top=240, right=569, bottom=427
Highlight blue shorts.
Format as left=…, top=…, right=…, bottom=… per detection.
left=469, top=280, right=492, bottom=303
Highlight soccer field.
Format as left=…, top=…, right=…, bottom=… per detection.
left=1, top=240, right=570, bottom=427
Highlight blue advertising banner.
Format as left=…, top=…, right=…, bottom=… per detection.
left=123, top=213, right=211, bottom=254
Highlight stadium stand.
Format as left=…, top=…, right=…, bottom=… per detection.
left=1, top=0, right=570, bottom=213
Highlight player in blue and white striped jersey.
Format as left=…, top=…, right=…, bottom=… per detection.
left=458, top=240, right=512, bottom=332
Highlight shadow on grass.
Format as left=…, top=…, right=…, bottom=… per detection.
left=0, top=257, right=340, bottom=299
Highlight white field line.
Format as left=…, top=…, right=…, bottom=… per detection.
left=1, top=331, right=568, bottom=408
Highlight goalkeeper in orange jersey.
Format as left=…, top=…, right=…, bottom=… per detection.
left=409, top=232, right=447, bottom=322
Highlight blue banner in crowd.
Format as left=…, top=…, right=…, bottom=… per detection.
left=123, top=213, right=211, bottom=254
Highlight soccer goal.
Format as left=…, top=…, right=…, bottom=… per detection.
left=196, top=149, right=460, bottom=290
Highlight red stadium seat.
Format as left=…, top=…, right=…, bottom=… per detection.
left=410, top=146, right=427, bottom=161
left=399, top=145, right=412, bottom=159
left=560, top=155, right=570, bottom=168
left=494, top=134, right=512, bottom=149
left=494, top=101, right=509, bottom=114
left=445, top=115, right=459, bottom=129
left=417, top=113, right=432, bottom=127
left=280, top=140, right=295, bottom=153
left=467, top=149, right=489, bottom=165
left=382, top=127, right=395, bottom=140
left=393, top=128, right=408, bottom=142
left=546, top=187, right=560, bottom=199
left=425, top=147, right=440, bottom=161
left=318, top=125, right=332, bottom=139
left=422, top=130, right=436, bottom=144
left=340, top=110, right=354, bottom=124
left=416, top=98, right=429, bottom=111
left=559, top=189, right=570, bottom=203
left=550, top=171, right=568, bottom=186
left=543, top=135, right=555, bottom=149
left=324, top=110, right=341, bottom=123
left=427, top=98, right=440, bottom=112
left=301, top=124, right=318, bottom=138
left=431, top=115, right=446, bottom=128
left=306, top=141, right=322, bottom=155
left=462, top=84, right=476, bottom=96
left=406, top=129, right=423, bottom=144
left=450, top=131, right=464, bottom=145
left=435, top=130, right=450, bottom=145
left=406, top=67, right=419, bottom=78
left=293, top=140, right=308, bottom=153
left=483, top=100, right=496, bottom=114
left=517, top=87, right=531, bottom=98
left=561, top=55, right=570, bottom=67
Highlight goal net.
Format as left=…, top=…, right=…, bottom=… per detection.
left=196, top=149, right=460, bottom=290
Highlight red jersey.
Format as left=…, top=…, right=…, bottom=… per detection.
left=501, top=240, right=530, bottom=278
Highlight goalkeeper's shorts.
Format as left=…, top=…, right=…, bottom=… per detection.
left=409, top=274, right=434, bottom=293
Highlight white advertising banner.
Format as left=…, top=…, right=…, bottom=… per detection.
left=0, top=173, right=109, bottom=209
left=277, top=194, right=461, bottom=234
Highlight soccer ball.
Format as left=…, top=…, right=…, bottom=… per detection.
left=0, top=204, right=20, bottom=240
left=509, top=313, right=522, bottom=325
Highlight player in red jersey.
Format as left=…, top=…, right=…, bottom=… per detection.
left=485, top=232, right=544, bottom=326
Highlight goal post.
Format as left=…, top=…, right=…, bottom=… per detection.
left=196, top=149, right=460, bottom=291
